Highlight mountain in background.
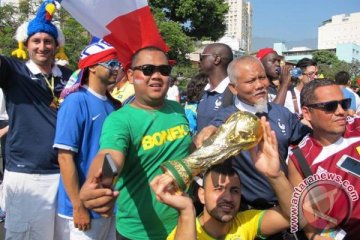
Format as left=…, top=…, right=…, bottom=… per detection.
left=251, top=37, right=318, bottom=53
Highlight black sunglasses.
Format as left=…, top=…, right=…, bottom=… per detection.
left=306, top=98, right=351, bottom=112
left=132, top=64, right=172, bottom=76
left=199, top=53, right=216, bottom=61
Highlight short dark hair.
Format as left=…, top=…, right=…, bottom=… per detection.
left=203, top=159, right=240, bottom=187
left=335, top=71, right=350, bottom=85
left=296, top=58, right=317, bottom=72
left=300, top=79, right=335, bottom=107
left=186, top=73, right=208, bottom=103
left=131, top=46, right=168, bottom=68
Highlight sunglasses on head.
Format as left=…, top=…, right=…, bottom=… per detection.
left=132, top=64, right=172, bottom=76
left=306, top=98, right=351, bottom=112
left=98, top=60, right=121, bottom=71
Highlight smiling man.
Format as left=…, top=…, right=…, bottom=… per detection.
left=79, top=46, right=192, bottom=240
left=0, top=1, right=72, bottom=239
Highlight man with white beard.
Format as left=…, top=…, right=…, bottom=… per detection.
left=195, top=56, right=310, bottom=213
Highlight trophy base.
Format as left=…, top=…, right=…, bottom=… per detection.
left=160, top=160, right=193, bottom=192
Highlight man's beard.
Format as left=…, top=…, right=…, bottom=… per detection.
left=254, top=98, right=268, bottom=114
left=206, top=204, right=236, bottom=223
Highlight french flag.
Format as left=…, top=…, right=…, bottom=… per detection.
left=57, top=0, right=169, bottom=68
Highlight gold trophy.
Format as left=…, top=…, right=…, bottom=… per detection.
left=161, top=111, right=263, bottom=191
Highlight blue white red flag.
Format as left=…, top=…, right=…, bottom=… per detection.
left=57, top=0, right=169, bottom=68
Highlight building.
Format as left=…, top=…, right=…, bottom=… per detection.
left=223, top=0, right=252, bottom=52
left=274, top=42, right=360, bottom=64
left=318, top=12, right=360, bottom=49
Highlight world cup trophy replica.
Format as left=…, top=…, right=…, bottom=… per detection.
left=161, top=111, right=263, bottom=191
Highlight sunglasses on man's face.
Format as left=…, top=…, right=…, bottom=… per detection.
left=132, top=64, right=172, bottom=76
left=199, top=53, right=216, bottom=61
left=98, top=60, right=121, bottom=71
left=306, top=98, right=351, bottom=112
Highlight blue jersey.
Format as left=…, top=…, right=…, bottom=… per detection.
left=210, top=103, right=311, bottom=207
left=54, top=87, right=115, bottom=218
left=0, top=56, right=71, bottom=174
left=196, top=78, right=234, bottom=132
left=184, top=102, right=198, bottom=135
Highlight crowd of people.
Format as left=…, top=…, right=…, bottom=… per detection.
left=0, top=1, right=359, bottom=240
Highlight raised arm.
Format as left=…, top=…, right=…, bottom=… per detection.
left=150, top=174, right=196, bottom=240
left=272, top=65, right=292, bottom=105
left=251, top=117, right=293, bottom=236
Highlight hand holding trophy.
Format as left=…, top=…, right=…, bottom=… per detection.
left=161, top=111, right=263, bottom=191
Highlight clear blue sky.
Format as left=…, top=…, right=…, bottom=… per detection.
left=249, top=0, right=360, bottom=41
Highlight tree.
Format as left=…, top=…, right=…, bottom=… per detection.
left=0, top=4, right=20, bottom=56
left=349, top=60, right=360, bottom=84
left=57, top=8, right=90, bottom=69
left=312, top=50, right=350, bottom=80
left=152, top=8, right=194, bottom=65
left=312, top=50, right=339, bottom=66
left=150, top=0, right=229, bottom=41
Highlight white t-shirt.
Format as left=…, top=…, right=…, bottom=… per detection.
left=166, top=85, right=179, bottom=101
left=0, top=89, right=8, bottom=121
left=284, top=88, right=301, bottom=114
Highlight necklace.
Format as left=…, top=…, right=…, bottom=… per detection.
left=42, top=73, right=59, bottom=109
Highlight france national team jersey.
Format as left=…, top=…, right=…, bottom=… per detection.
left=0, top=56, right=72, bottom=174
left=54, top=86, right=115, bottom=218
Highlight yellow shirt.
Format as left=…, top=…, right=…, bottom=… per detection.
left=111, top=81, right=135, bottom=103
left=167, top=210, right=265, bottom=240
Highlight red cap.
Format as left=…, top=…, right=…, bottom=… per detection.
left=256, top=48, right=277, bottom=60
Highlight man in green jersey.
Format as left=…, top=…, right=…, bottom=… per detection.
left=79, top=46, right=192, bottom=240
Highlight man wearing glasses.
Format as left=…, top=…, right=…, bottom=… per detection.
left=79, top=46, right=192, bottom=240
left=53, top=40, right=121, bottom=240
left=284, top=58, right=318, bottom=116
left=197, top=43, right=234, bottom=132
left=288, top=79, right=360, bottom=240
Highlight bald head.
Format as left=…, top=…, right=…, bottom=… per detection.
left=227, top=55, right=268, bottom=106
left=227, top=56, right=265, bottom=85
left=203, top=43, right=233, bottom=68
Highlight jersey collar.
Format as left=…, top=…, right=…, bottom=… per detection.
left=26, top=60, right=63, bottom=77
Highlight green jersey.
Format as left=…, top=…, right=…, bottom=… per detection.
left=100, top=100, right=192, bottom=240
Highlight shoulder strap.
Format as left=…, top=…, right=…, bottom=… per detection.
left=290, top=87, right=299, bottom=114
left=292, top=146, right=312, bottom=178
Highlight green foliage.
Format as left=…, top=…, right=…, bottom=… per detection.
left=312, top=50, right=339, bottom=66
left=349, top=60, right=360, bottom=84
left=152, top=8, right=194, bottom=65
left=312, top=50, right=354, bottom=80
left=171, top=64, right=199, bottom=90
left=0, top=4, right=19, bottom=56
left=58, top=8, right=90, bottom=69
left=150, top=0, right=228, bottom=41
left=318, top=61, right=350, bottom=80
